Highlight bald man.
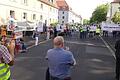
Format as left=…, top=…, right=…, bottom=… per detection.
left=46, top=36, right=76, bottom=80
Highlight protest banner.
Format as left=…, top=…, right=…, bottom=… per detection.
left=101, top=22, right=120, bottom=32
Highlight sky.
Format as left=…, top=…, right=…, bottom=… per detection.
left=65, top=0, right=113, bottom=19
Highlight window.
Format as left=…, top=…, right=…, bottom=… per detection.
left=118, top=7, right=120, bottom=11
left=51, top=0, right=54, bottom=3
left=10, top=10, right=15, bottom=18
left=23, top=0, right=27, bottom=4
left=50, top=18, right=51, bottom=23
left=62, top=16, right=64, bottom=19
left=33, top=14, right=36, bottom=20
left=62, top=21, right=64, bottom=24
left=41, top=4, right=43, bottom=9
left=23, top=12, right=27, bottom=19
left=40, top=15, right=43, bottom=20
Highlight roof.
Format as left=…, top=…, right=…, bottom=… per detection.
left=56, top=0, right=69, bottom=10
left=112, top=0, right=120, bottom=3
left=38, top=0, right=58, bottom=9
left=70, top=10, right=82, bottom=19
left=113, top=0, right=120, bottom=2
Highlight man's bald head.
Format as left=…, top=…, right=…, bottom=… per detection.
left=53, top=36, right=64, bottom=48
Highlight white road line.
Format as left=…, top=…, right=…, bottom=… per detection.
left=15, top=56, right=43, bottom=61
left=27, top=40, right=50, bottom=49
left=100, top=36, right=116, bottom=59
left=65, top=41, right=107, bottom=48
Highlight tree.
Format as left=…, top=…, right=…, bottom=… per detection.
left=112, top=12, right=120, bottom=24
left=90, top=4, right=109, bottom=24
left=83, top=19, right=90, bottom=25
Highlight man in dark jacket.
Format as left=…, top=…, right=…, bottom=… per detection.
left=115, top=39, right=120, bottom=80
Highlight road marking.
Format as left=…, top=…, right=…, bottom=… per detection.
left=65, top=41, right=107, bottom=48
left=15, top=56, right=43, bottom=61
left=100, top=36, right=116, bottom=59
left=27, top=40, right=50, bottom=49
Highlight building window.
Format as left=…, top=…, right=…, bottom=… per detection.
left=23, top=12, right=27, bottom=19
left=62, top=16, right=64, bottom=19
left=62, top=11, right=64, bottom=14
left=33, top=14, right=36, bottom=20
left=62, top=21, right=64, bottom=24
left=50, top=18, right=51, bottom=23
left=10, top=10, right=15, bottom=18
left=41, top=4, right=43, bottom=9
left=118, top=7, right=120, bottom=11
left=51, top=0, right=54, bottom=3
left=23, top=0, right=27, bottom=4
left=119, top=2, right=120, bottom=5
left=40, top=15, right=43, bottom=20
left=50, top=7, right=52, bottom=11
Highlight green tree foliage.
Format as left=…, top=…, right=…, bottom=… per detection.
left=112, top=12, right=120, bottom=24
left=90, top=4, right=109, bottom=24
left=83, top=19, right=90, bottom=25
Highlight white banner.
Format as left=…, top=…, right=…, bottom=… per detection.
left=90, top=26, right=97, bottom=31
left=101, top=23, right=120, bottom=32
left=37, top=22, right=43, bottom=32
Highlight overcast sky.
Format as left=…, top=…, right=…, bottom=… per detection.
left=65, top=0, right=113, bottom=19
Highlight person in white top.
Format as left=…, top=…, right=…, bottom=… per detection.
left=46, top=27, right=50, bottom=40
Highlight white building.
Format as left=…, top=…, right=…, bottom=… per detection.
left=107, top=0, right=120, bottom=22
left=0, top=0, right=58, bottom=26
left=68, top=10, right=82, bottom=24
left=56, top=0, right=82, bottom=25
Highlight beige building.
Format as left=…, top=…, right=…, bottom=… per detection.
left=107, top=0, right=120, bottom=22
left=0, top=0, right=58, bottom=26
left=56, top=0, right=82, bottom=25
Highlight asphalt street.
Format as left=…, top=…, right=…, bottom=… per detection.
left=11, top=33, right=115, bottom=80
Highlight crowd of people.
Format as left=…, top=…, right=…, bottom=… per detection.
left=0, top=23, right=120, bottom=80
left=0, top=25, right=28, bottom=80
left=78, top=25, right=120, bottom=39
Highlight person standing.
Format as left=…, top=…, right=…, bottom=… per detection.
left=7, top=39, right=15, bottom=59
left=83, top=26, right=87, bottom=39
left=113, top=31, right=117, bottom=38
left=53, top=27, right=57, bottom=38
left=15, top=39, right=21, bottom=54
left=95, top=27, right=101, bottom=37
left=0, top=42, right=14, bottom=80
left=115, top=39, right=120, bottom=80
left=1, top=25, right=7, bottom=43
left=46, top=36, right=76, bottom=80
left=35, top=28, right=39, bottom=46
left=79, top=27, right=83, bottom=39
left=46, top=27, right=50, bottom=40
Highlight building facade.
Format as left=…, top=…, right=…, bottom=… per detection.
left=0, top=0, right=58, bottom=26
left=56, top=0, right=82, bottom=25
left=107, top=0, right=120, bottom=22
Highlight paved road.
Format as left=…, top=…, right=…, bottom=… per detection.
left=11, top=34, right=115, bottom=80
